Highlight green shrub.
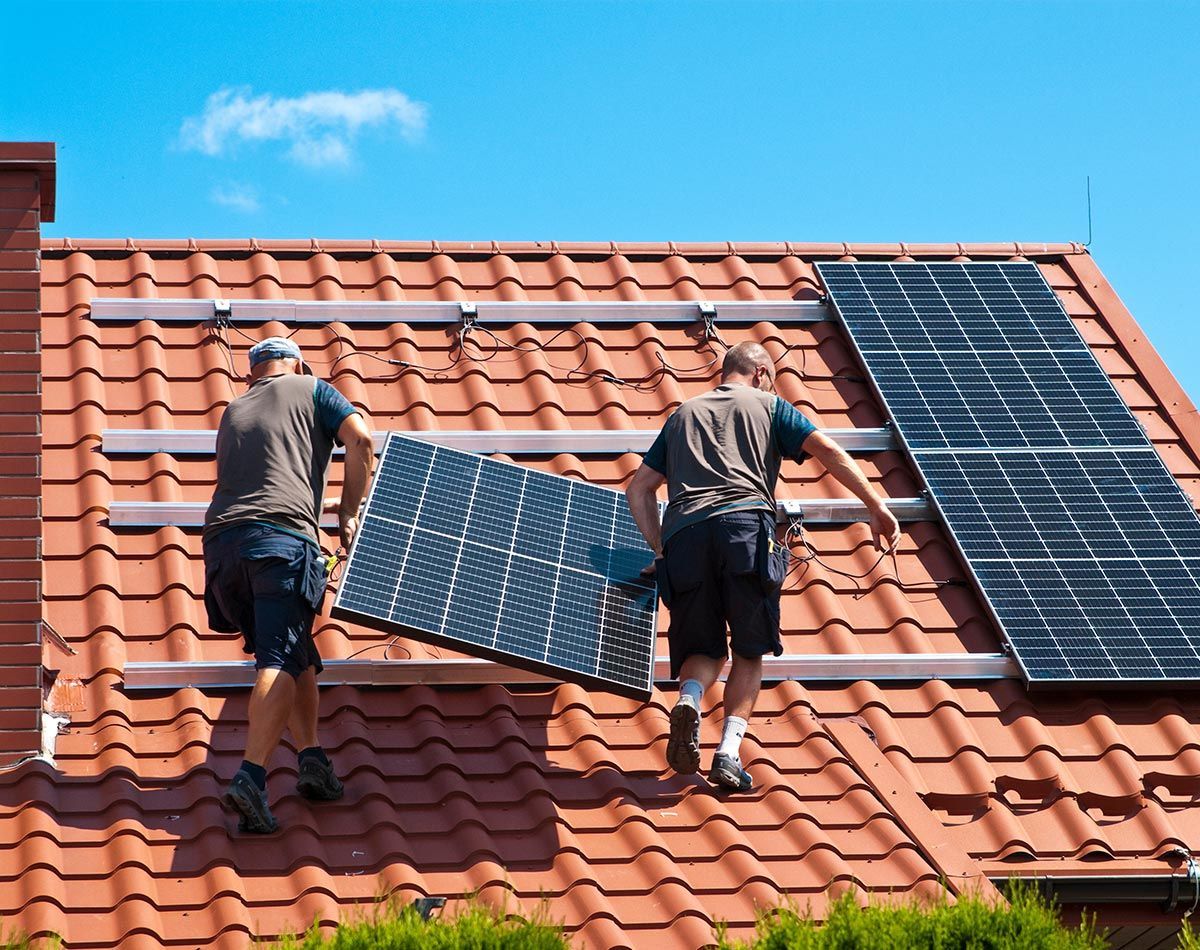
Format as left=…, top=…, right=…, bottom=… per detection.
left=717, top=882, right=1106, bottom=950
left=271, top=896, right=570, bottom=950
left=1179, top=916, right=1200, bottom=950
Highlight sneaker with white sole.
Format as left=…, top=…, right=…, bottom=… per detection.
left=708, top=752, right=753, bottom=792
left=666, top=695, right=701, bottom=774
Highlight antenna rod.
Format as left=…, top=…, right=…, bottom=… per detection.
left=1085, top=175, right=1093, bottom=247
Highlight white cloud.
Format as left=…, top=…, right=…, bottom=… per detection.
left=181, top=87, right=428, bottom=167
left=210, top=182, right=261, bottom=213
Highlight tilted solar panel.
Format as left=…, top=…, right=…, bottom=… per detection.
left=819, top=261, right=1200, bottom=686
left=331, top=433, right=658, bottom=700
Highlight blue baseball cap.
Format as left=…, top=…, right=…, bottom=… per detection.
left=248, top=336, right=310, bottom=373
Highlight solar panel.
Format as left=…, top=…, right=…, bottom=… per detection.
left=818, top=262, right=1145, bottom=451
left=822, top=261, right=1085, bottom=353
left=818, top=261, right=1200, bottom=686
left=331, top=433, right=658, bottom=700
left=916, top=450, right=1200, bottom=563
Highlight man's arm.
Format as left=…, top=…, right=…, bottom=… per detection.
left=625, top=463, right=667, bottom=557
left=336, top=412, right=374, bottom=550
left=802, top=430, right=901, bottom=551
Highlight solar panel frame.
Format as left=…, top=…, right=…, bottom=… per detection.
left=818, top=261, right=1200, bottom=688
left=331, top=433, right=658, bottom=700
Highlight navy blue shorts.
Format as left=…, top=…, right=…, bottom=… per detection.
left=660, top=511, right=784, bottom=679
left=203, top=523, right=328, bottom=678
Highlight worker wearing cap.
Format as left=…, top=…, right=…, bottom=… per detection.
left=625, top=341, right=901, bottom=792
left=203, top=337, right=374, bottom=833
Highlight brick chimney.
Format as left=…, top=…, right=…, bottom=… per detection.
left=0, top=143, right=53, bottom=765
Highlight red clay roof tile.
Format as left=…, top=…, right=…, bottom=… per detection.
left=4, top=242, right=1197, bottom=946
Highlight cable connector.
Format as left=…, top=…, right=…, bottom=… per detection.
left=698, top=302, right=717, bottom=339
left=213, top=299, right=232, bottom=328
left=459, top=301, right=478, bottom=334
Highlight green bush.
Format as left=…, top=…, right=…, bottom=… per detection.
left=717, top=883, right=1106, bottom=950
left=271, top=897, right=570, bottom=950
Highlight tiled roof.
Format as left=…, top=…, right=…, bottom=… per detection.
left=5, top=241, right=1199, bottom=948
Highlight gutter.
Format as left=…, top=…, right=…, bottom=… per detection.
left=991, top=868, right=1200, bottom=914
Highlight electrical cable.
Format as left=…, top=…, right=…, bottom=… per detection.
left=783, top=517, right=962, bottom=596
left=344, top=637, right=411, bottom=661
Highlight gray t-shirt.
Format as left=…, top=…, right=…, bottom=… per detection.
left=204, top=374, right=358, bottom=546
left=644, top=384, right=818, bottom=545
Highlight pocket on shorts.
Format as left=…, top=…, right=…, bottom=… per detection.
left=202, top=558, right=240, bottom=633
left=302, top=549, right=329, bottom=613
left=757, top=519, right=791, bottom=593
left=654, top=557, right=672, bottom=607
left=244, top=543, right=306, bottom=600
left=664, top=529, right=707, bottom=598
left=717, top=517, right=760, bottom=576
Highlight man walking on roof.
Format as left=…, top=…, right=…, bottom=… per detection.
left=203, top=337, right=374, bottom=833
left=625, top=341, right=901, bottom=792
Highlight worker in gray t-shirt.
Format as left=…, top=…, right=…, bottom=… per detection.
left=625, top=341, right=900, bottom=792
left=203, top=336, right=374, bottom=833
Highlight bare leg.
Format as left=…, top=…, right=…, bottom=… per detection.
left=288, top=667, right=320, bottom=751
left=723, top=653, right=762, bottom=720
left=667, top=654, right=726, bottom=774
left=677, top=654, right=725, bottom=697
left=244, top=667, right=297, bottom=767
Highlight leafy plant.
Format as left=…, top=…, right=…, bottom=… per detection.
left=716, top=881, right=1106, bottom=950
left=270, top=896, right=569, bottom=950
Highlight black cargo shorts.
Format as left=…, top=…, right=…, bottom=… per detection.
left=203, top=523, right=328, bottom=678
left=657, top=510, right=786, bottom=679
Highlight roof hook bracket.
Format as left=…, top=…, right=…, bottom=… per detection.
left=411, top=897, right=446, bottom=921
left=459, top=301, right=479, bottom=333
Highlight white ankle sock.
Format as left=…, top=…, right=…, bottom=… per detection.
left=679, top=679, right=704, bottom=705
left=718, top=716, right=748, bottom=759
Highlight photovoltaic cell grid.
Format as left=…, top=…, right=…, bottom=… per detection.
left=331, top=433, right=658, bottom=700
left=921, top=451, right=1200, bottom=680
left=817, top=262, right=1146, bottom=451
left=818, top=261, right=1200, bottom=685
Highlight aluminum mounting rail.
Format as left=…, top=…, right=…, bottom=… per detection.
left=88, top=298, right=831, bottom=325
left=100, top=427, right=898, bottom=456
left=123, top=653, right=1019, bottom=690
left=107, top=496, right=933, bottom=528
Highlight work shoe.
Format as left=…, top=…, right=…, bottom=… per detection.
left=296, top=757, right=344, bottom=801
left=666, top=695, right=701, bottom=774
left=708, top=752, right=753, bottom=793
left=223, top=769, right=279, bottom=834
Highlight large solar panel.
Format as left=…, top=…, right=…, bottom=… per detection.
left=331, top=433, right=657, bottom=700
left=819, top=261, right=1145, bottom=451
left=818, top=261, right=1200, bottom=686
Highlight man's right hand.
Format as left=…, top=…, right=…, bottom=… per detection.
left=869, top=504, right=901, bottom=552
left=339, top=513, right=359, bottom=551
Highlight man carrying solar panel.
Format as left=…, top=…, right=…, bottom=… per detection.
left=625, top=341, right=901, bottom=791
left=203, top=337, right=375, bottom=833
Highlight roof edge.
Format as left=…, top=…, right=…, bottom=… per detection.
left=39, top=238, right=1088, bottom=260
left=1061, top=254, right=1200, bottom=472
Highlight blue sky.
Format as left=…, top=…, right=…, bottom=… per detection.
left=4, top=1, right=1199, bottom=396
